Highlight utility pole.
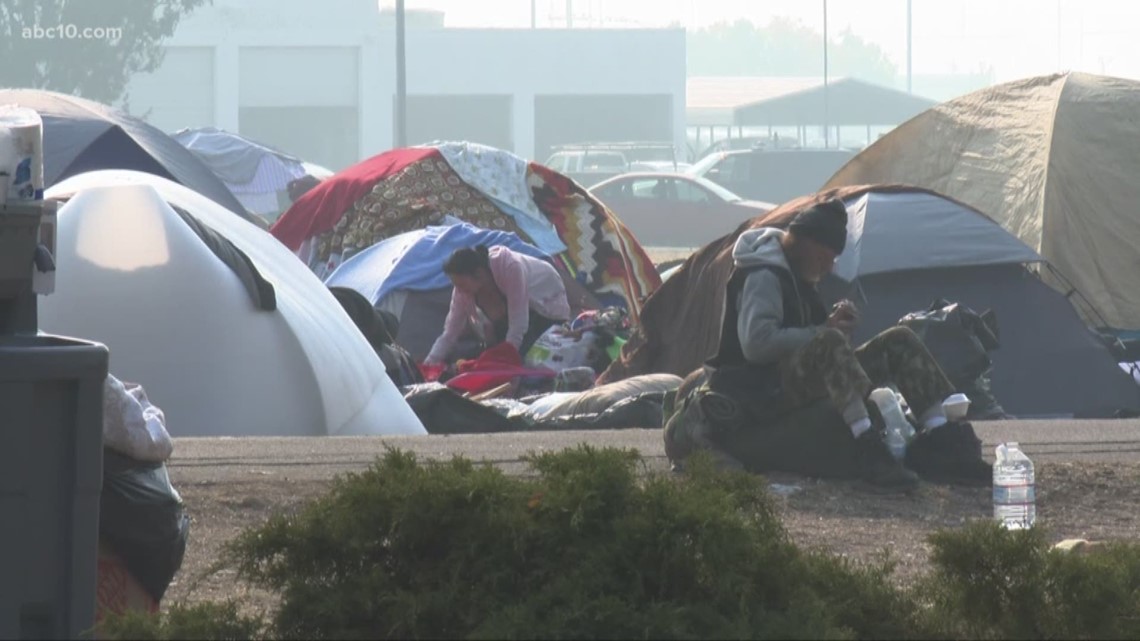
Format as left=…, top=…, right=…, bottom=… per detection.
left=823, top=0, right=829, bottom=149
left=395, top=0, right=407, bottom=147
left=531, top=0, right=536, bottom=28
left=566, top=0, right=573, bottom=27
left=906, top=0, right=913, bottom=93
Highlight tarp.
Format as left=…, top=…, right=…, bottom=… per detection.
left=171, top=127, right=303, bottom=185
left=330, top=222, right=600, bottom=363
left=44, top=170, right=426, bottom=438
left=0, top=89, right=251, bottom=221
left=825, top=72, right=1140, bottom=330
left=271, top=142, right=660, bottom=321
left=172, top=127, right=331, bottom=218
left=600, top=185, right=1140, bottom=418
left=325, top=222, right=553, bottom=305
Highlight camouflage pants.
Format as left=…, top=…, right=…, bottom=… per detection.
left=663, top=370, right=747, bottom=471
left=784, top=326, right=956, bottom=424
left=664, top=326, right=955, bottom=469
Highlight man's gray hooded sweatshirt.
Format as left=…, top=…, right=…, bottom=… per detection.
left=706, top=227, right=863, bottom=424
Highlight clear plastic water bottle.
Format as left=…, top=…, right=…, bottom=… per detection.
left=870, top=387, right=912, bottom=460
left=993, top=442, right=1036, bottom=529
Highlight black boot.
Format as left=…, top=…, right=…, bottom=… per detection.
left=905, top=421, right=992, bottom=486
left=854, top=429, right=920, bottom=489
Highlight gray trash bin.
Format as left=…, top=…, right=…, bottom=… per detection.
left=0, top=334, right=109, bottom=640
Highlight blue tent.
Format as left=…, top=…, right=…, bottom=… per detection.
left=326, top=221, right=593, bottom=361
left=326, top=221, right=552, bottom=305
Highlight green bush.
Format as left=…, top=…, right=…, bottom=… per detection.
left=115, top=447, right=1140, bottom=640
left=223, top=446, right=916, bottom=639
left=96, top=600, right=265, bottom=640
left=920, top=521, right=1140, bottom=640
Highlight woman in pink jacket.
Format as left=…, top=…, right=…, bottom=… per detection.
left=424, top=245, right=572, bottom=365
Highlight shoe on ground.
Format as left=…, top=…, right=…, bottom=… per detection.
left=905, top=421, right=992, bottom=486
left=854, top=429, right=920, bottom=490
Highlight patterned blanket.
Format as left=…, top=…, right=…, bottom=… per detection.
left=527, top=164, right=660, bottom=322
left=309, top=156, right=524, bottom=274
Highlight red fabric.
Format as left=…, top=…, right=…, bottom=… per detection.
left=446, top=368, right=557, bottom=394
left=270, top=147, right=440, bottom=251
left=446, top=343, right=552, bottom=394
left=418, top=363, right=446, bottom=383
left=457, top=342, right=523, bottom=373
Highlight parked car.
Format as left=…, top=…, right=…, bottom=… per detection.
left=694, top=135, right=798, bottom=160
left=688, top=148, right=856, bottom=205
left=545, top=141, right=685, bottom=186
left=590, top=172, right=775, bottom=248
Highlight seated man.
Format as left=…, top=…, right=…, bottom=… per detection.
left=665, top=198, right=986, bottom=488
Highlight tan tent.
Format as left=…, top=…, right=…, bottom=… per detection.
left=825, top=72, right=1140, bottom=330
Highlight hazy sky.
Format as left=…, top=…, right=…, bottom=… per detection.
left=397, top=0, right=1139, bottom=81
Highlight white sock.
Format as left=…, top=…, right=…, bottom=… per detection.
left=920, top=405, right=948, bottom=431
left=849, top=417, right=872, bottom=438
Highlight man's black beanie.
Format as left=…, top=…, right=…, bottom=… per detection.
left=788, top=198, right=848, bottom=254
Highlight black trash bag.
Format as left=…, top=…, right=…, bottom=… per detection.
left=402, top=383, right=515, bottom=434
left=904, top=421, right=991, bottom=486
left=898, top=299, right=1011, bottom=420
left=99, top=448, right=190, bottom=603
left=523, top=392, right=668, bottom=431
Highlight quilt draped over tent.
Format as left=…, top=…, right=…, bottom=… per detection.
left=270, top=142, right=660, bottom=322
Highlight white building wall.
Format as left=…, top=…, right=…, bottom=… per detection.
left=122, top=0, right=686, bottom=164
left=122, top=47, right=215, bottom=133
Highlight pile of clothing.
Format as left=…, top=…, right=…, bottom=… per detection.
left=418, top=306, right=635, bottom=399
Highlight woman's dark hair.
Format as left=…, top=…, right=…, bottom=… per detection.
left=443, top=245, right=491, bottom=276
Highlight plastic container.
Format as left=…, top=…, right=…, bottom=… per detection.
left=870, top=387, right=914, bottom=460
left=942, top=393, right=971, bottom=421
left=993, top=442, right=1036, bottom=529
left=0, top=334, right=109, bottom=640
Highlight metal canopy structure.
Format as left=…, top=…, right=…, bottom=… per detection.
left=733, top=77, right=937, bottom=127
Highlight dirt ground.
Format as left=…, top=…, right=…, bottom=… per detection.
left=163, top=460, right=1140, bottom=614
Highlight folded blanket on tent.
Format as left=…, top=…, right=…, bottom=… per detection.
left=527, top=164, right=659, bottom=320
left=313, top=156, right=526, bottom=274
left=488, top=195, right=568, bottom=256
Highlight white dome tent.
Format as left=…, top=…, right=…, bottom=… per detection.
left=43, top=170, right=425, bottom=437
